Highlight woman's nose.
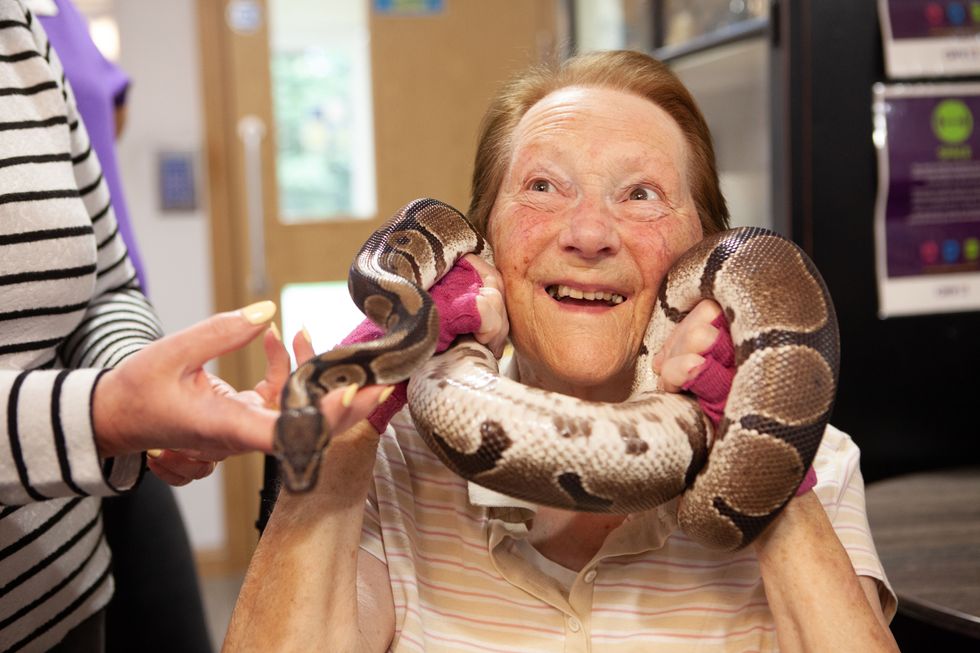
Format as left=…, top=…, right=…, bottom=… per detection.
left=557, top=199, right=622, bottom=259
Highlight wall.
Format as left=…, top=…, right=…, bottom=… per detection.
left=672, top=39, right=772, bottom=231
left=112, top=0, right=226, bottom=554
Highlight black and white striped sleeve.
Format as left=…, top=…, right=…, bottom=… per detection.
left=0, top=368, right=130, bottom=505
left=0, top=6, right=161, bottom=505
left=48, top=19, right=163, bottom=370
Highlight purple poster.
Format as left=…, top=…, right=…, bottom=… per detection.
left=887, top=0, right=980, bottom=39
left=879, top=0, right=980, bottom=78
left=874, top=83, right=980, bottom=317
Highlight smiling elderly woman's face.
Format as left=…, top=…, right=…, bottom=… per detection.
left=488, top=85, right=704, bottom=401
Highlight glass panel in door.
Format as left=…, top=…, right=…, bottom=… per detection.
left=267, top=0, right=376, bottom=223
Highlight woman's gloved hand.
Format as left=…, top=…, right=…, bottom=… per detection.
left=339, top=254, right=508, bottom=434
left=654, top=302, right=816, bottom=496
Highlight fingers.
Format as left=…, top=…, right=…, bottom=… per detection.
left=462, top=254, right=504, bottom=292
left=659, top=353, right=706, bottom=393
left=93, top=305, right=283, bottom=459
left=318, top=384, right=391, bottom=437
left=464, top=254, right=509, bottom=358
left=653, top=299, right=721, bottom=374
left=653, top=324, right=717, bottom=375
left=678, top=322, right=720, bottom=360
left=475, top=286, right=509, bottom=358
left=292, top=327, right=316, bottom=365
left=263, top=325, right=292, bottom=388
left=247, top=325, right=293, bottom=408
left=689, top=299, right=723, bottom=322
left=165, top=301, right=278, bottom=373
left=147, top=449, right=218, bottom=487
left=193, top=399, right=279, bottom=455
left=653, top=300, right=723, bottom=393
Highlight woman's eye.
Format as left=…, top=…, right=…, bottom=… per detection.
left=628, top=186, right=660, bottom=201
left=529, top=179, right=554, bottom=193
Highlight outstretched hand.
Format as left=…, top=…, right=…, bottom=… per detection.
left=147, top=326, right=296, bottom=484
left=92, top=302, right=283, bottom=485
left=145, top=319, right=393, bottom=485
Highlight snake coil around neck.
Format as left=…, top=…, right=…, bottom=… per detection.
left=275, top=198, right=840, bottom=551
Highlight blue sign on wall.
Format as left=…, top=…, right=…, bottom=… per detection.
left=158, top=151, right=198, bottom=213
left=374, top=0, right=444, bottom=16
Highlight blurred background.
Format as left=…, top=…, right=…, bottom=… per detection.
left=48, top=0, right=980, bottom=650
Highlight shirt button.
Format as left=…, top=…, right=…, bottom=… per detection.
left=567, top=616, right=581, bottom=632
left=583, top=569, right=597, bottom=583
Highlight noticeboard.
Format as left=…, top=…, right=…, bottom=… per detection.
left=879, top=0, right=980, bottom=78
left=873, top=82, right=980, bottom=317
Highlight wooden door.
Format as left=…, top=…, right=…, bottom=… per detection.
left=196, top=0, right=560, bottom=571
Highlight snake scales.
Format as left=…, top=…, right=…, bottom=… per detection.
left=275, top=198, right=840, bottom=550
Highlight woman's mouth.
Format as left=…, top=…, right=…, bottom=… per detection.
left=545, top=284, right=626, bottom=307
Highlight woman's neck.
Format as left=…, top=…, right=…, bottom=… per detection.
left=527, top=508, right=627, bottom=571
left=508, top=351, right=633, bottom=567
left=512, top=353, right=634, bottom=402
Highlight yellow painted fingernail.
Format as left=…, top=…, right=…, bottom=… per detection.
left=147, top=449, right=163, bottom=459
left=378, top=385, right=395, bottom=405
left=301, top=324, right=312, bottom=343
left=341, top=383, right=359, bottom=407
left=268, top=322, right=281, bottom=341
left=241, top=300, right=277, bottom=325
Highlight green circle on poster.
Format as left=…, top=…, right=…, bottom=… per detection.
left=965, top=237, right=979, bottom=261
left=932, top=99, right=973, bottom=144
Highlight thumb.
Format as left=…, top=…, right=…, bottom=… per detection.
left=171, top=301, right=278, bottom=371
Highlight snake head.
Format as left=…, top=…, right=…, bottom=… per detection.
left=274, top=406, right=329, bottom=493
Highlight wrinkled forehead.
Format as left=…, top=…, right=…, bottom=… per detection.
left=507, top=85, right=691, bottom=172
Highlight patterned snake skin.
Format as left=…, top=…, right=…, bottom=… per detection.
left=275, top=198, right=840, bottom=550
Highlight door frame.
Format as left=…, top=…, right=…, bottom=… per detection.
left=197, top=0, right=264, bottom=574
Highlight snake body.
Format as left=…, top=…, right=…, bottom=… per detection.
left=276, top=198, right=840, bottom=550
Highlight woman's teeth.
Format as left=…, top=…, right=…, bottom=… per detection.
left=546, top=285, right=625, bottom=305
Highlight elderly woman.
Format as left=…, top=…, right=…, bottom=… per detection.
left=225, top=51, right=898, bottom=652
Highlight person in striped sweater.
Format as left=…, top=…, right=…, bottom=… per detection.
left=226, top=51, right=900, bottom=652
left=0, top=2, right=294, bottom=650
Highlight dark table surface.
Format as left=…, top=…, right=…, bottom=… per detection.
left=865, top=467, right=980, bottom=639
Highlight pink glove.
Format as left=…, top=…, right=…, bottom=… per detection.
left=341, top=258, right=484, bottom=433
left=796, top=465, right=817, bottom=496
left=681, top=312, right=734, bottom=427
left=681, top=313, right=816, bottom=496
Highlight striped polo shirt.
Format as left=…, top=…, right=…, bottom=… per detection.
left=361, top=401, right=896, bottom=651
left=1, top=2, right=161, bottom=650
